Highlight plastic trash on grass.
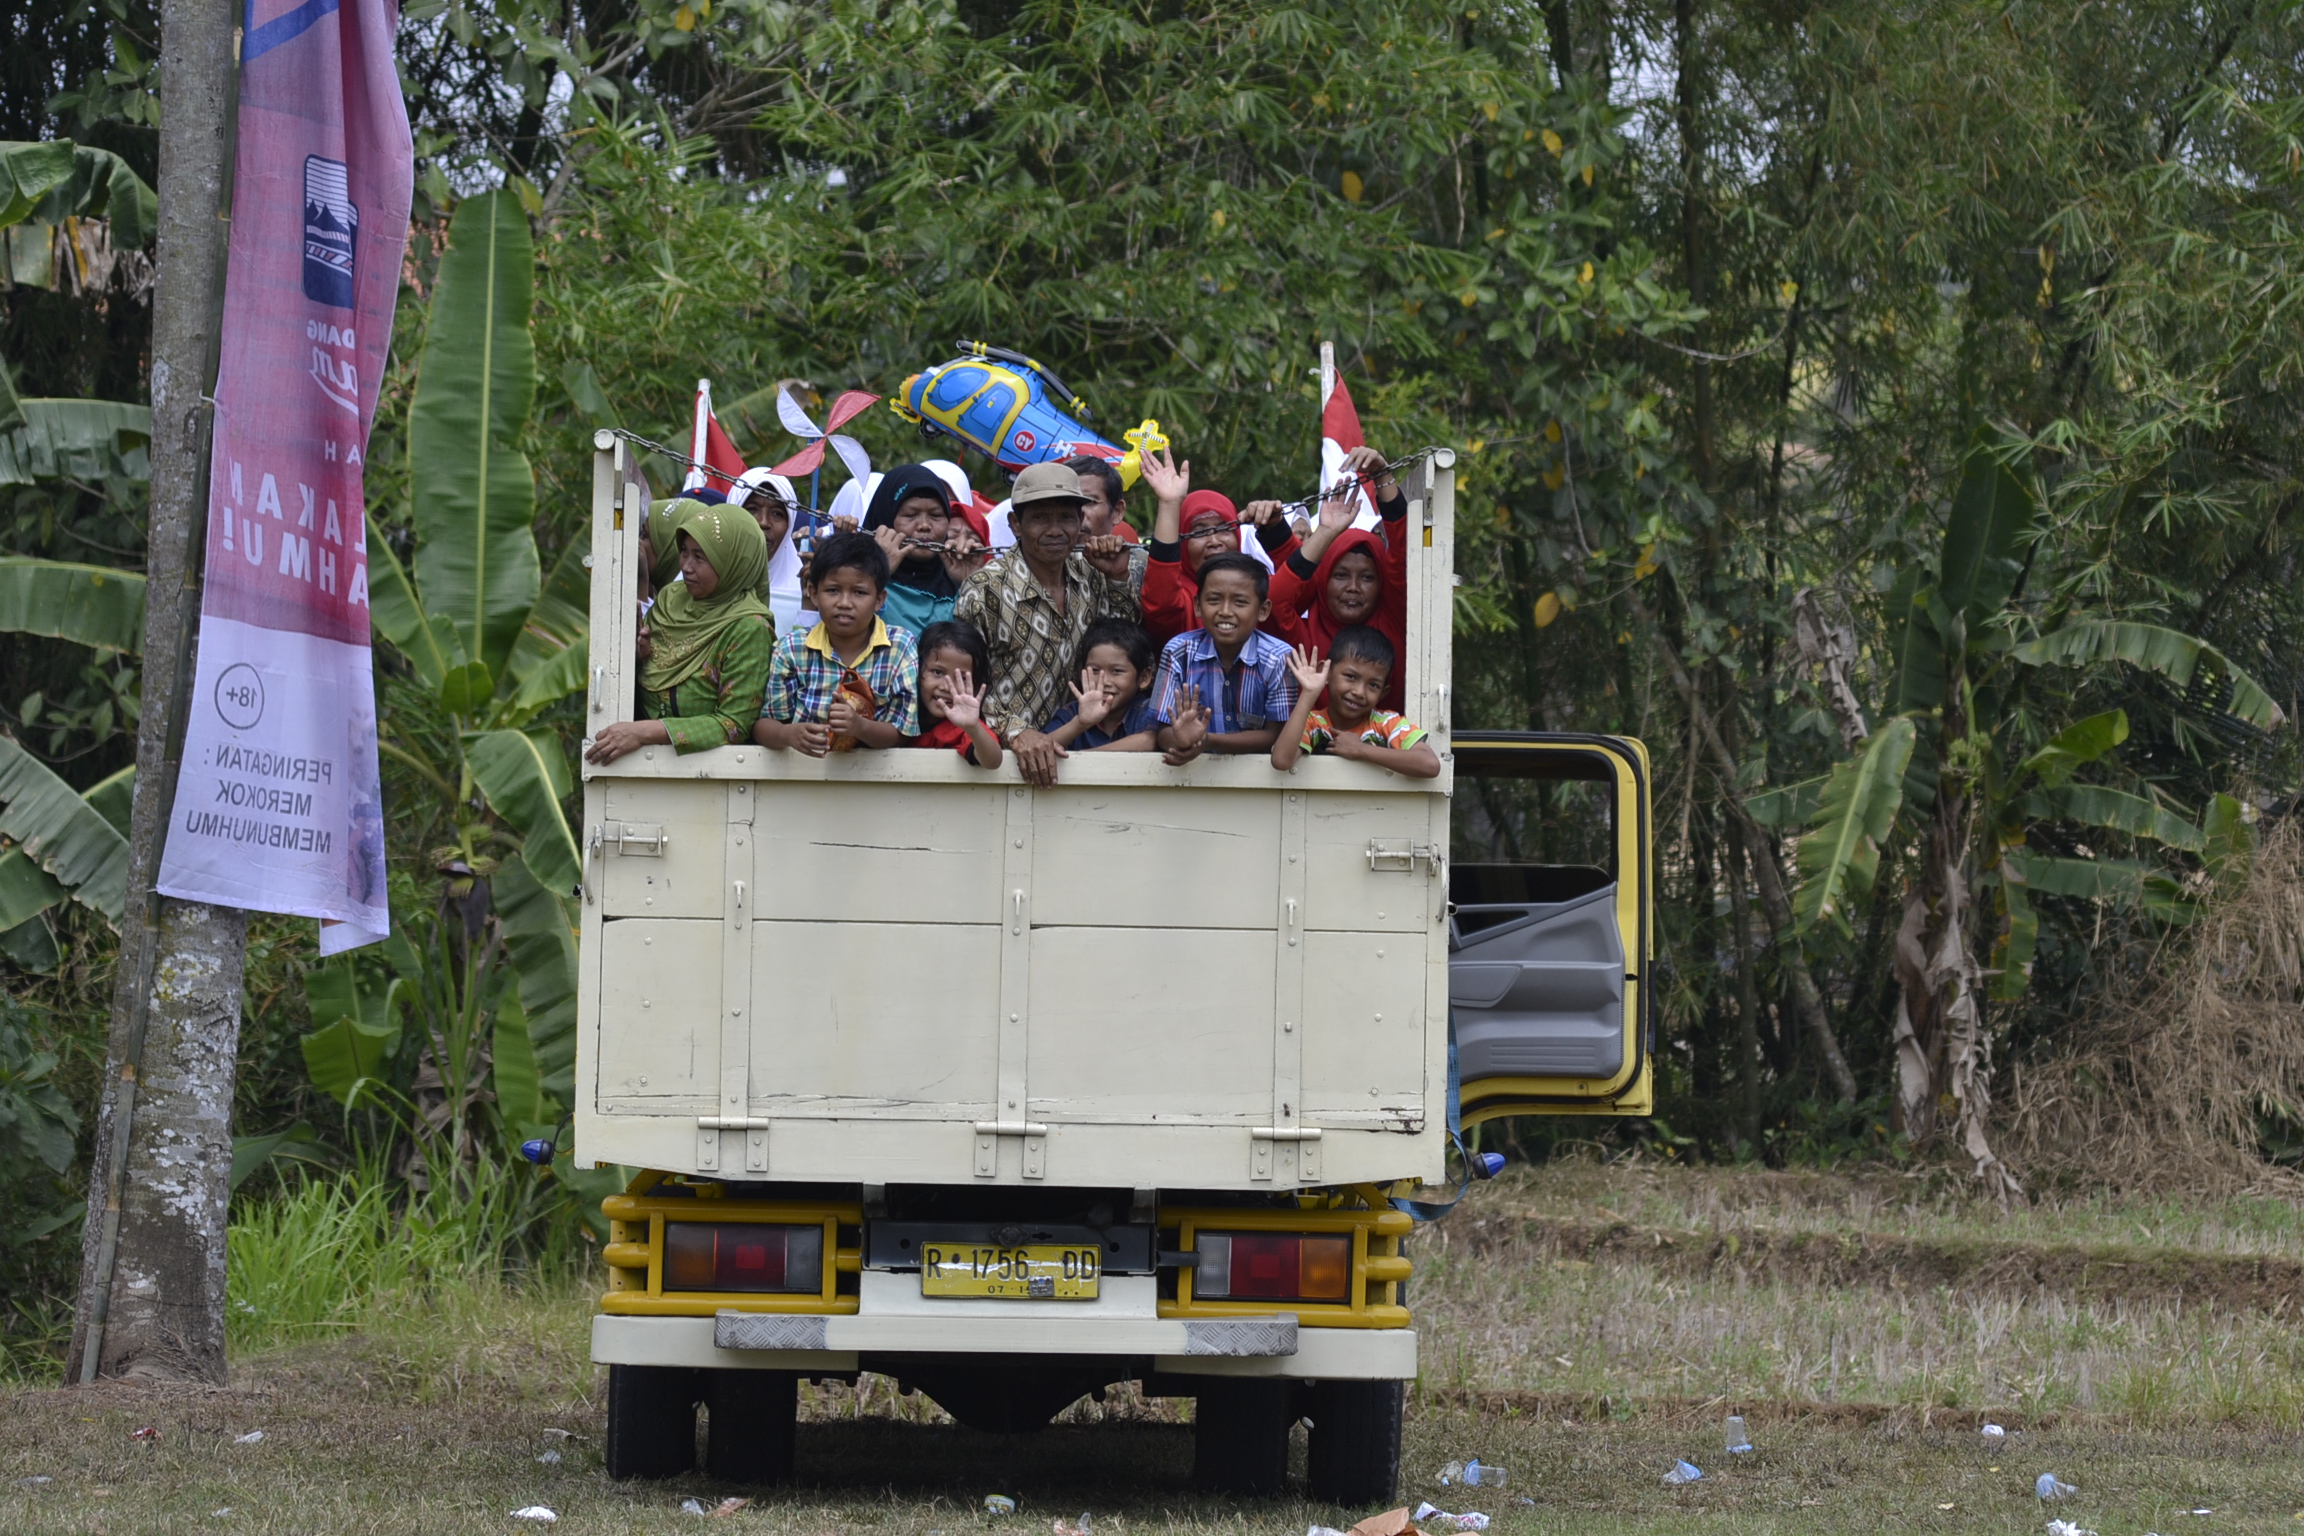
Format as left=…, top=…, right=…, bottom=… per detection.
left=1982, top=1422, right=2008, bottom=1440
left=510, top=1508, right=558, bottom=1523
left=1414, top=1501, right=1491, bottom=1530
left=681, top=1499, right=749, bottom=1518
left=1345, top=1511, right=1418, bottom=1536
left=2037, top=1474, right=2078, bottom=1501
left=2046, top=1521, right=2098, bottom=1536
left=234, top=1430, right=264, bottom=1444
left=984, top=1495, right=1018, bottom=1517
left=536, top=1450, right=562, bottom=1465
left=1437, top=1459, right=1505, bottom=1488
left=1725, top=1415, right=1754, bottom=1454
left=1663, top=1459, right=1704, bottom=1486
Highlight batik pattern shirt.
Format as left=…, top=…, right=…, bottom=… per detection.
left=1150, top=627, right=1299, bottom=734
left=640, top=616, right=775, bottom=754
left=763, top=618, right=921, bottom=736
left=952, top=546, right=1144, bottom=739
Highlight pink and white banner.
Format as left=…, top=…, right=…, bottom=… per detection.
left=156, top=0, right=413, bottom=953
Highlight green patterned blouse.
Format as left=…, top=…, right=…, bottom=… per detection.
left=641, top=614, right=775, bottom=753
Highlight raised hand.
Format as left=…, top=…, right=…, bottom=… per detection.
left=945, top=670, right=984, bottom=730
left=1070, top=672, right=1115, bottom=728
left=1162, top=683, right=1210, bottom=764
left=941, top=525, right=989, bottom=582
left=1337, top=443, right=1398, bottom=499
left=1138, top=445, right=1190, bottom=505
left=1082, top=532, right=1132, bottom=581
left=1284, top=643, right=1330, bottom=696
left=870, top=525, right=908, bottom=569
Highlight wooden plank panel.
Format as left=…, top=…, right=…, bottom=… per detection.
left=1031, top=788, right=1276, bottom=929
left=748, top=920, right=1002, bottom=1113
left=595, top=917, right=721, bottom=1102
left=1025, top=926, right=1275, bottom=1121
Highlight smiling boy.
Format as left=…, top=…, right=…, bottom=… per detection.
left=1269, top=626, right=1440, bottom=779
left=1152, top=552, right=1299, bottom=765
left=755, top=532, right=920, bottom=755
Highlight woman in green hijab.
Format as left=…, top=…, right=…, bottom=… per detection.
left=587, top=500, right=775, bottom=763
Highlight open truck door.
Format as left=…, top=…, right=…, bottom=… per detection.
left=1447, top=731, right=1652, bottom=1122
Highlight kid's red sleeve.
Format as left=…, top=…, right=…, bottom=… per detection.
left=1269, top=549, right=1318, bottom=631
left=1141, top=544, right=1196, bottom=643
left=1376, top=492, right=1410, bottom=633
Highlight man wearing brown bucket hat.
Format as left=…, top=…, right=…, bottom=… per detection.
left=955, top=461, right=1145, bottom=784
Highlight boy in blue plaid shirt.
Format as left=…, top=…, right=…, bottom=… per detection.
left=1152, top=552, right=1299, bottom=765
left=756, top=533, right=920, bottom=755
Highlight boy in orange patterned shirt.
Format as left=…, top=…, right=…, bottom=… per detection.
left=1269, top=626, right=1441, bottom=779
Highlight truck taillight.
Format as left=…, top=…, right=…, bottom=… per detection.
left=1192, top=1232, right=1351, bottom=1302
left=663, top=1222, right=824, bottom=1293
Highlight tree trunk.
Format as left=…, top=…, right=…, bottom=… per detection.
left=69, top=0, right=248, bottom=1385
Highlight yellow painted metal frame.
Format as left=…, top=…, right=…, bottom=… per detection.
left=1452, top=733, right=1654, bottom=1122
left=1158, top=1203, right=1413, bottom=1329
left=598, top=1176, right=861, bottom=1318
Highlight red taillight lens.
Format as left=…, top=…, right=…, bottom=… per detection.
left=1193, top=1232, right=1352, bottom=1302
left=663, top=1222, right=824, bottom=1293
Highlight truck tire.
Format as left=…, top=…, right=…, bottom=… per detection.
left=1192, top=1379, right=1294, bottom=1495
left=604, top=1363, right=699, bottom=1479
left=704, top=1370, right=798, bottom=1484
left=1304, top=1379, right=1404, bottom=1505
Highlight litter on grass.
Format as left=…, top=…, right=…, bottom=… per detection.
left=510, top=1508, right=558, bottom=1523
left=1982, top=1423, right=2008, bottom=1440
left=536, top=1450, right=562, bottom=1465
left=1436, top=1459, right=1505, bottom=1488
left=1662, top=1459, right=1704, bottom=1485
left=15, top=1476, right=53, bottom=1486
left=1052, top=1517, right=1092, bottom=1536
left=1308, top=1527, right=1348, bottom=1536
left=2037, top=1475, right=2078, bottom=1501
left=212, top=1510, right=232, bottom=1519
left=541, top=1428, right=574, bottom=1440
left=1725, top=1415, right=1754, bottom=1454
left=984, top=1495, right=1018, bottom=1516
left=1413, top=1501, right=1491, bottom=1530
left=233, top=1430, right=264, bottom=1444
left=681, top=1498, right=749, bottom=1517
left=1346, top=1510, right=1418, bottom=1536
left=2045, top=1521, right=2098, bottom=1536
left=130, top=1426, right=158, bottom=1441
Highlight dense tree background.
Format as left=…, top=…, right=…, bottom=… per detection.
left=7, top=0, right=2303, bottom=1369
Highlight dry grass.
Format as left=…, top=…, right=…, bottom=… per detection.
left=2004, top=820, right=2304, bottom=1195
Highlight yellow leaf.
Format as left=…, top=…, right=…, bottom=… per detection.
left=1545, top=419, right=1562, bottom=443
left=1542, top=128, right=1564, bottom=156
left=1780, top=278, right=1798, bottom=304
left=1544, top=464, right=1564, bottom=490
left=1460, top=290, right=1479, bottom=307
left=1312, top=92, right=1331, bottom=109
left=1341, top=171, right=1363, bottom=203
left=1581, top=163, right=1595, bottom=186
left=1534, top=591, right=1563, bottom=628
left=1578, top=261, right=1594, bottom=286
left=1524, top=129, right=1535, bottom=142
left=1487, top=227, right=1506, bottom=241
left=1616, top=631, right=1631, bottom=645
left=1468, top=438, right=1485, bottom=453
left=1212, top=208, right=1228, bottom=229
left=672, top=4, right=695, bottom=28
left=1493, top=503, right=1511, bottom=528
left=1481, top=101, right=1499, bottom=122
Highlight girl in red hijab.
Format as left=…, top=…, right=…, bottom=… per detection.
left=1135, top=448, right=1299, bottom=643
left=1259, top=445, right=1411, bottom=709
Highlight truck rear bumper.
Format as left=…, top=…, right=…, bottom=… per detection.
left=589, top=1313, right=1417, bottom=1380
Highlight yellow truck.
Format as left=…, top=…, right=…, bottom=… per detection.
left=574, top=435, right=1652, bottom=1501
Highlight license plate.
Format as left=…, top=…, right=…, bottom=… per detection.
left=919, top=1243, right=1100, bottom=1300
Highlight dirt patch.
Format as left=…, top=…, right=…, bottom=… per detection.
left=1447, top=1214, right=2304, bottom=1315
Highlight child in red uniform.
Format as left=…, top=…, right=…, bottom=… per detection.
left=1270, top=626, right=1440, bottom=779
left=1135, top=447, right=1298, bottom=644
left=1251, top=444, right=1410, bottom=709
left=909, top=619, right=1003, bottom=767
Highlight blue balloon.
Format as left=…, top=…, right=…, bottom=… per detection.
left=891, top=341, right=1165, bottom=486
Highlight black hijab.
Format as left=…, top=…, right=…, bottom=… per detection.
left=862, top=464, right=959, bottom=597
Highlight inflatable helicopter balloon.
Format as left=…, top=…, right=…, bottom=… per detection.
left=890, top=341, right=1167, bottom=488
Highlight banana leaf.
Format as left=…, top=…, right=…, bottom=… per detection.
left=2038, top=783, right=2205, bottom=852
left=408, top=189, right=539, bottom=686
left=0, top=557, right=146, bottom=652
left=1938, top=429, right=2038, bottom=628
left=1744, top=773, right=1825, bottom=828
left=1793, top=717, right=1916, bottom=934
left=493, top=852, right=578, bottom=1101
left=0, top=735, right=129, bottom=922
left=1990, top=860, right=2038, bottom=1002
left=299, top=958, right=407, bottom=1107
left=2014, top=620, right=2284, bottom=729
left=0, top=850, right=67, bottom=931
left=0, top=141, right=75, bottom=228
left=0, top=399, right=152, bottom=484
left=2202, top=792, right=2251, bottom=887
left=0, top=912, right=59, bottom=971
left=465, top=728, right=581, bottom=893
left=2017, top=709, right=2127, bottom=789
left=2009, top=851, right=2153, bottom=903
left=491, top=989, right=545, bottom=1130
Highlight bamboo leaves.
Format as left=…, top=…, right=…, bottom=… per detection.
left=1794, top=718, right=1916, bottom=935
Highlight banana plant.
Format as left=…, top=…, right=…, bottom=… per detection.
left=0, top=138, right=155, bottom=292
left=349, top=189, right=589, bottom=1151
left=1788, top=430, right=2279, bottom=1184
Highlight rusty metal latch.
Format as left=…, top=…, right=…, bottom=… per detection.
left=1366, top=838, right=1441, bottom=873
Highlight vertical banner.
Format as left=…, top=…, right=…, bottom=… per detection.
left=1318, top=339, right=1380, bottom=530
left=156, top=0, right=413, bottom=953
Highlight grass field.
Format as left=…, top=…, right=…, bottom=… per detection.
left=7, top=1160, right=2304, bottom=1535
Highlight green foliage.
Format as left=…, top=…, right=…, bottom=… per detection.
left=0, top=140, right=153, bottom=246
left=464, top=730, right=582, bottom=894
left=299, top=958, right=409, bottom=1108
left=2014, top=621, right=2284, bottom=731
left=1793, top=719, right=1916, bottom=935
left=0, top=557, right=144, bottom=651
left=0, top=734, right=127, bottom=922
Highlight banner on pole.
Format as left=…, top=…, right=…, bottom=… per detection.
left=156, top=0, right=414, bottom=954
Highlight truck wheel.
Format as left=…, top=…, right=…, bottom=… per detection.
left=1192, top=1379, right=1294, bottom=1495
left=1305, top=1379, right=1404, bottom=1505
left=605, top=1363, right=699, bottom=1479
left=704, top=1370, right=797, bottom=1484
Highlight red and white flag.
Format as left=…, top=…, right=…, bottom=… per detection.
left=156, top=0, right=413, bottom=954
left=682, top=379, right=749, bottom=494
left=1319, top=341, right=1380, bottom=530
